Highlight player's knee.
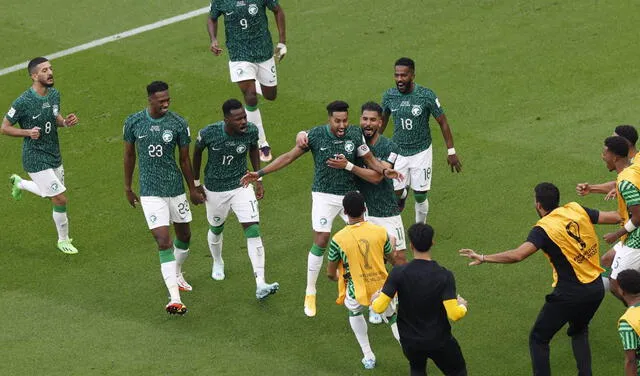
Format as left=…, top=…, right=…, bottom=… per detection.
left=243, top=92, right=258, bottom=106
left=209, top=224, right=224, bottom=235
left=314, top=232, right=330, bottom=247
left=243, top=223, right=261, bottom=238
left=262, top=87, right=277, bottom=101
left=51, top=194, right=67, bottom=206
left=414, top=191, right=428, bottom=203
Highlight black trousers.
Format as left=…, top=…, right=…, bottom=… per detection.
left=401, top=335, right=467, bottom=376
left=529, top=287, right=604, bottom=376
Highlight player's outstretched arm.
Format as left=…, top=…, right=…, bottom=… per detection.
left=178, top=145, right=204, bottom=205
left=604, top=204, right=640, bottom=244
left=271, top=5, right=287, bottom=61
left=459, top=242, right=538, bottom=265
left=435, top=114, right=462, bottom=173
left=361, top=152, right=403, bottom=181
left=576, top=181, right=616, bottom=196
left=241, top=145, right=306, bottom=186
left=597, top=210, right=622, bottom=225
left=123, top=142, right=139, bottom=208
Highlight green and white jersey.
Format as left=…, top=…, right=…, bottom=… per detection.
left=123, top=109, right=190, bottom=197
left=307, top=125, right=370, bottom=195
left=328, top=235, right=392, bottom=299
left=381, top=83, right=444, bottom=156
left=5, top=87, right=62, bottom=173
left=210, top=0, right=278, bottom=63
left=195, top=121, right=258, bottom=192
left=619, top=180, right=640, bottom=248
left=619, top=319, right=640, bottom=375
left=356, top=135, right=400, bottom=218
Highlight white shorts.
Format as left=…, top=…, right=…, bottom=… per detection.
left=368, top=215, right=407, bottom=251
left=345, top=293, right=396, bottom=317
left=140, top=194, right=192, bottom=230
left=229, top=57, right=277, bottom=87
left=393, top=146, right=433, bottom=191
left=205, top=186, right=259, bottom=226
left=28, top=165, right=66, bottom=197
left=610, top=242, right=640, bottom=279
left=311, top=192, right=347, bottom=232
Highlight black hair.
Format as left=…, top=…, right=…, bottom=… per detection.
left=361, top=101, right=383, bottom=116
left=326, top=100, right=349, bottom=116
left=408, top=223, right=434, bottom=252
left=534, top=182, right=560, bottom=212
left=222, top=99, right=244, bottom=117
left=618, top=269, right=640, bottom=295
left=604, top=136, right=630, bottom=158
left=27, top=57, right=49, bottom=74
left=615, top=125, right=638, bottom=146
left=394, top=57, right=415, bottom=72
left=146, top=81, right=169, bottom=96
left=342, top=191, right=366, bottom=218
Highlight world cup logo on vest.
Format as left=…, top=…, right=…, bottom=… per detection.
left=565, top=221, right=586, bottom=250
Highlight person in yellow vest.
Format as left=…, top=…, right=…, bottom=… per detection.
left=459, top=182, right=621, bottom=376
left=599, top=136, right=640, bottom=302
left=576, top=128, right=640, bottom=289
left=326, top=191, right=400, bottom=370
left=617, top=269, right=640, bottom=376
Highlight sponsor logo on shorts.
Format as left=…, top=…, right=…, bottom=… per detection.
left=236, top=144, right=247, bottom=154
left=344, top=141, right=355, bottom=153
left=411, top=105, right=422, bottom=116
left=162, top=130, right=173, bottom=143
left=248, top=4, right=258, bottom=15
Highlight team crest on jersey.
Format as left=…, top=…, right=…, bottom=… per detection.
left=236, top=144, right=247, bottom=154
left=162, top=130, right=173, bottom=143
left=411, top=105, right=422, bottom=116
left=248, top=4, right=258, bottom=15
left=344, top=140, right=355, bottom=153
left=52, top=105, right=59, bottom=116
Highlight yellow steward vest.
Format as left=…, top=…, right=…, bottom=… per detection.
left=535, top=202, right=603, bottom=287
left=619, top=305, right=640, bottom=336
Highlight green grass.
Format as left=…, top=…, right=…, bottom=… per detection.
left=1, top=0, right=639, bottom=374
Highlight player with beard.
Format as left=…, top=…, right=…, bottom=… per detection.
left=381, top=57, right=462, bottom=223
left=2, top=57, right=80, bottom=254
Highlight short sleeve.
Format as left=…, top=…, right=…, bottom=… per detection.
left=526, top=226, right=549, bottom=250
left=123, top=117, right=136, bottom=143
left=619, top=180, right=640, bottom=207
left=265, top=0, right=279, bottom=11
left=195, top=128, right=206, bottom=149
left=249, top=125, right=259, bottom=147
left=386, top=141, right=399, bottom=165
left=5, top=99, right=23, bottom=125
left=328, top=239, right=341, bottom=262
left=356, top=135, right=370, bottom=157
left=383, top=235, right=392, bottom=256
left=177, top=119, right=191, bottom=147
left=581, top=206, right=600, bottom=224
left=209, top=0, right=222, bottom=19
left=619, top=320, right=639, bottom=351
left=427, top=89, right=444, bottom=118
left=381, top=265, right=402, bottom=298
left=306, top=128, right=317, bottom=151
left=441, top=270, right=457, bottom=301
left=381, top=91, right=390, bottom=113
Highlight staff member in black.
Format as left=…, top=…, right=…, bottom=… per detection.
left=372, top=223, right=468, bottom=376
left=460, top=182, right=621, bottom=376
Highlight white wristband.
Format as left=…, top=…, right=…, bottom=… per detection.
left=62, top=119, right=67, bottom=127
left=447, top=147, right=456, bottom=156
left=257, top=177, right=263, bottom=182
left=625, top=219, right=637, bottom=233
left=345, top=162, right=354, bottom=171
left=194, top=180, right=201, bottom=187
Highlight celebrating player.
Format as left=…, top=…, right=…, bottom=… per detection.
left=192, top=98, right=279, bottom=300
left=617, top=269, right=640, bottom=376
left=123, top=81, right=203, bottom=315
left=241, top=100, right=401, bottom=317
left=381, top=57, right=462, bottom=223
left=207, top=0, right=286, bottom=162
left=2, top=57, right=80, bottom=254
left=326, top=192, right=400, bottom=370
left=459, top=182, right=621, bottom=375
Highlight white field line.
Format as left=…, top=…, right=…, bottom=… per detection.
left=0, top=6, right=209, bottom=77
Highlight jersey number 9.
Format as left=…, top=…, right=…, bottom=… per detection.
left=240, top=18, right=248, bottom=29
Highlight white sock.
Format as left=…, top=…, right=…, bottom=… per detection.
left=415, top=199, right=429, bottom=223
left=208, top=230, right=224, bottom=265
left=173, top=245, right=189, bottom=276
left=19, top=179, right=42, bottom=196
left=247, top=236, right=266, bottom=286
left=602, top=276, right=611, bottom=291
left=161, top=261, right=180, bottom=302
left=306, top=253, right=324, bottom=295
left=349, top=315, right=374, bottom=360
left=52, top=210, right=69, bottom=241
left=390, top=322, right=401, bottom=343
left=245, top=106, right=267, bottom=147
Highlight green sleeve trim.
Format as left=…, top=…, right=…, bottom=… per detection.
left=310, top=243, right=326, bottom=257
left=173, top=239, right=190, bottom=250
left=209, top=224, right=224, bottom=235
left=159, top=248, right=175, bottom=263
left=53, top=205, right=67, bottom=213
left=243, top=224, right=261, bottom=238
